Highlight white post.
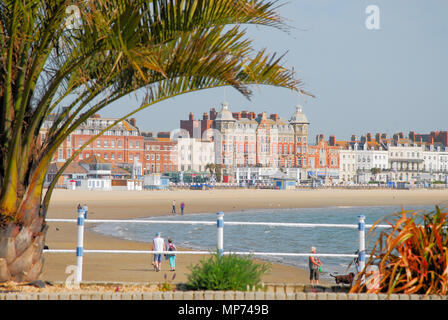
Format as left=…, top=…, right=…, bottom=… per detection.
left=357, top=215, right=366, bottom=279
left=76, top=208, right=85, bottom=283
left=217, top=211, right=224, bottom=257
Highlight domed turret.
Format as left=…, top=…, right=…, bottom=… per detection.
left=290, top=104, right=309, bottom=124
left=215, top=102, right=235, bottom=121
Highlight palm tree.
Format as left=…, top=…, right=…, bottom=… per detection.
left=205, top=163, right=215, bottom=175
left=0, top=0, right=310, bottom=282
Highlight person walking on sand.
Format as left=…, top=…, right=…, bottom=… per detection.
left=152, top=232, right=166, bottom=272
left=166, top=238, right=177, bottom=271
left=309, top=246, right=323, bottom=285
left=171, top=200, right=176, bottom=214
left=180, top=202, right=185, bottom=215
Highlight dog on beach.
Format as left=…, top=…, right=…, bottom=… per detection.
left=330, top=272, right=355, bottom=285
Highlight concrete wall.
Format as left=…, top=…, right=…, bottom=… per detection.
left=1, top=291, right=446, bottom=300
left=1, top=282, right=446, bottom=300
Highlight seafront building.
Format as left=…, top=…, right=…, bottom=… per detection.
left=180, top=102, right=311, bottom=182
left=42, top=104, right=448, bottom=188
left=142, top=132, right=178, bottom=175
left=339, top=147, right=357, bottom=184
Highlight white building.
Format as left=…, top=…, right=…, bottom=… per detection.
left=387, top=145, right=423, bottom=182
left=355, top=143, right=389, bottom=183
left=339, top=148, right=357, bottom=184
left=176, top=138, right=215, bottom=172
left=422, top=145, right=448, bottom=182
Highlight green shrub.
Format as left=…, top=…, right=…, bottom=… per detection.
left=186, top=252, right=271, bottom=291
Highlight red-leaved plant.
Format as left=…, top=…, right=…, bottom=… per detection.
left=350, top=206, right=448, bottom=295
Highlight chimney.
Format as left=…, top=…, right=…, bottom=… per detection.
left=409, top=131, right=415, bottom=142
left=270, top=114, right=279, bottom=121
left=351, top=135, right=356, bottom=141
left=129, top=118, right=136, bottom=127
left=375, top=133, right=381, bottom=143
left=203, top=112, right=209, bottom=120
left=232, top=112, right=241, bottom=120
left=329, top=135, right=335, bottom=146
left=316, top=134, right=324, bottom=144
left=189, top=112, right=194, bottom=121
left=381, top=133, right=387, bottom=139
left=399, top=132, right=404, bottom=139
left=367, top=133, right=372, bottom=142
left=157, top=132, right=170, bottom=138
left=141, top=131, right=154, bottom=138
left=210, top=108, right=217, bottom=120
left=241, top=111, right=248, bottom=118
left=360, top=135, right=366, bottom=143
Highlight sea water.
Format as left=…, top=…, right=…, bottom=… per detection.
left=92, top=205, right=435, bottom=281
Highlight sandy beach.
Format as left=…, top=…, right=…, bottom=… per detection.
left=41, top=188, right=448, bottom=285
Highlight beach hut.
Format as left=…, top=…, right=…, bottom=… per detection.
left=271, top=172, right=296, bottom=190
left=143, top=173, right=170, bottom=190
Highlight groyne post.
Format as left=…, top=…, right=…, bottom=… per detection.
left=357, top=215, right=366, bottom=282
left=76, top=208, right=85, bottom=283
left=217, top=211, right=224, bottom=256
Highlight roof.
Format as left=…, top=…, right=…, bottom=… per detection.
left=48, top=162, right=88, bottom=175
left=78, top=117, right=139, bottom=132
left=290, top=105, right=309, bottom=124
left=270, top=171, right=295, bottom=180
left=215, top=102, right=235, bottom=121
left=79, top=154, right=109, bottom=165
left=111, top=164, right=131, bottom=176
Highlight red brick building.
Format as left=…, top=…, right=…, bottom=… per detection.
left=41, top=114, right=144, bottom=173
left=306, top=134, right=340, bottom=180
left=70, top=115, right=144, bottom=167
left=143, top=132, right=178, bottom=175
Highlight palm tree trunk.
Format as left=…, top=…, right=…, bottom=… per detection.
left=0, top=177, right=47, bottom=282
left=0, top=215, right=47, bottom=282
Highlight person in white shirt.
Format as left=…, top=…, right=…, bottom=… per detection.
left=152, top=232, right=166, bottom=272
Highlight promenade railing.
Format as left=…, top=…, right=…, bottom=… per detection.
left=45, top=210, right=391, bottom=284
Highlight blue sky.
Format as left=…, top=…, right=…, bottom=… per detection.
left=100, top=0, right=448, bottom=142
